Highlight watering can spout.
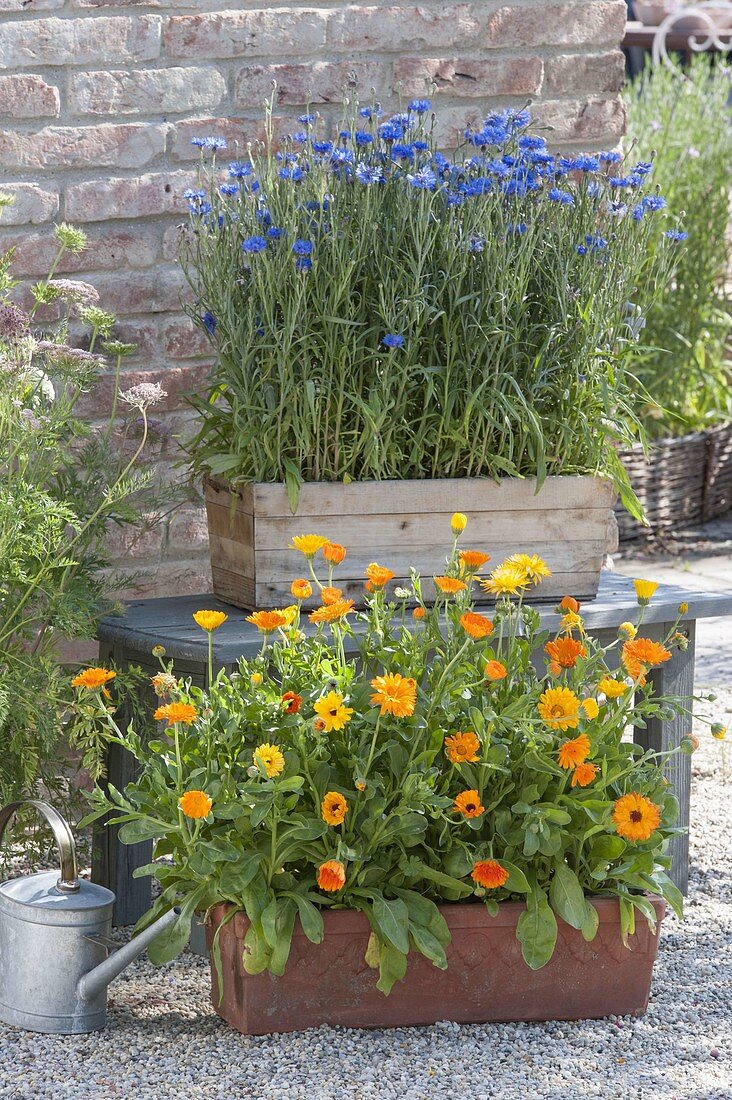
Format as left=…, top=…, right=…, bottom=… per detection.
left=76, top=907, right=181, bottom=1005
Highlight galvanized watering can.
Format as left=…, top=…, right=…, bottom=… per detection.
left=0, top=799, right=179, bottom=1034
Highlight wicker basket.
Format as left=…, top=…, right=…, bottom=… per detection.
left=617, top=421, right=732, bottom=540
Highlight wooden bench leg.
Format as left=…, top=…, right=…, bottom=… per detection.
left=639, top=620, right=695, bottom=896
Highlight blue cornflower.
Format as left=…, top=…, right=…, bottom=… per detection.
left=292, top=239, right=313, bottom=256
left=608, top=201, right=627, bottom=217
left=355, top=162, right=384, bottom=185
left=330, top=148, right=355, bottom=165
left=293, top=131, right=308, bottom=144
left=642, top=195, right=667, bottom=211
left=183, top=188, right=206, bottom=201
left=228, top=162, right=252, bottom=178
left=413, top=140, right=429, bottom=152
left=311, top=140, right=334, bottom=154
left=469, top=235, right=485, bottom=253
left=507, top=222, right=527, bottom=236
left=355, top=130, right=374, bottom=146
left=392, top=143, right=414, bottom=160
left=608, top=177, right=633, bottom=189
left=599, top=150, right=622, bottom=164
left=665, top=229, right=689, bottom=242
left=378, top=121, right=404, bottom=142
left=219, top=183, right=239, bottom=196
left=407, top=167, right=437, bottom=190
left=519, top=135, right=546, bottom=152
left=382, top=333, right=405, bottom=348
left=587, top=181, right=601, bottom=197
left=632, top=204, right=645, bottom=222
left=191, top=201, right=212, bottom=216
left=200, top=137, right=227, bottom=151
left=632, top=161, right=654, bottom=176
left=295, top=257, right=312, bottom=272
left=359, top=105, right=382, bottom=119
left=242, top=235, right=267, bottom=253
left=267, top=226, right=284, bottom=239
left=548, top=187, right=574, bottom=206
left=465, top=177, right=492, bottom=196
left=408, top=98, right=431, bottom=113
left=298, top=114, right=315, bottom=125
left=190, top=137, right=208, bottom=148
left=584, top=234, right=608, bottom=251
left=467, top=124, right=508, bottom=147
left=433, top=151, right=449, bottom=171
left=278, top=166, right=304, bottom=182
left=576, top=245, right=588, bottom=255
left=202, top=311, right=217, bottom=335
left=569, top=154, right=600, bottom=172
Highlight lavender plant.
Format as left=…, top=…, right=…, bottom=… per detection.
left=181, top=100, right=684, bottom=513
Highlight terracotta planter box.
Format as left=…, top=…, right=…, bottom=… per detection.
left=204, top=475, right=617, bottom=611
left=205, top=896, right=665, bottom=1035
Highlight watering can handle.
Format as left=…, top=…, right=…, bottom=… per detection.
left=0, top=799, right=79, bottom=893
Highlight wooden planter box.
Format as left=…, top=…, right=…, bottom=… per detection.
left=204, top=475, right=617, bottom=610
left=205, top=896, right=666, bottom=1035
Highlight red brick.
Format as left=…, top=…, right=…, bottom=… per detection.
left=0, top=124, right=165, bottom=171
left=109, top=320, right=161, bottom=361
left=167, top=506, right=210, bottom=554
left=532, top=96, right=627, bottom=146
left=233, top=60, right=391, bottom=108
left=0, top=0, right=64, bottom=8
left=431, top=104, right=492, bottom=149
left=0, top=182, right=59, bottom=225
left=170, top=116, right=268, bottom=160
left=90, top=267, right=190, bottom=316
left=69, top=67, right=226, bottom=117
left=163, top=316, right=212, bottom=360
left=394, top=56, right=543, bottom=98
left=65, top=170, right=195, bottom=222
left=166, top=9, right=327, bottom=60
left=104, top=520, right=167, bottom=562
left=485, top=2, right=626, bottom=48
left=76, top=363, right=211, bottom=418
left=7, top=228, right=159, bottom=277
left=0, top=75, right=59, bottom=119
left=328, top=5, right=481, bottom=50
left=0, top=15, right=161, bottom=68
left=544, top=51, right=625, bottom=96
left=125, top=560, right=212, bottom=600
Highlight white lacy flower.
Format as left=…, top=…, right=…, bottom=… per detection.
left=118, top=382, right=167, bottom=410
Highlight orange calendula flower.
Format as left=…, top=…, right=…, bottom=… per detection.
left=365, top=562, right=395, bottom=589
left=560, top=595, right=580, bottom=613
left=253, top=742, right=285, bottom=778
left=321, top=791, right=348, bottom=826
left=291, top=578, right=312, bottom=600
left=193, top=609, right=228, bottom=632
left=485, top=659, right=507, bottom=681
left=612, top=792, right=661, bottom=841
left=154, top=701, right=198, bottom=726
left=622, top=637, right=672, bottom=683
left=459, top=549, right=491, bottom=571
left=633, top=579, right=659, bottom=605
left=412, top=606, right=426, bottom=621
left=71, top=667, right=117, bottom=690
left=323, top=541, right=347, bottom=565
left=309, top=597, right=355, bottom=624
left=150, top=672, right=177, bottom=697
left=317, top=859, right=346, bottom=892
left=548, top=661, right=562, bottom=676
left=313, top=690, right=354, bottom=732
left=434, top=575, right=467, bottom=595
left=507, top=553, right=551, bottom=584
left=557, top=732, right=591, bottom=770
left=281, top=690, right=302, bottom=714
left=538, top=687, right=580, bottom=731
left=321, top=586, right=343, bottom=606
left=460, top=612, right=494, bottom=639
left=471, top=860, right=509, bottom=889
left=178, top=790, right=212, bottom=819
left=598, top=677, right=628, bottom=699
left=370, top=672, right=417, bottom=718
left=544, top=636, right=586, bottom=668
left=246, top=609, right=289, bottom=633
left=571, top=761, right=598, bottom=788
left=290, top=534, right=329, bottom=558
left=454, top=789, right=485, bottom=818
left=479, top=562, right=529, bottom=597
left=581, top=697, right=600, bottom=720
left=451, top=512, right=468, bottom=534
left=445, top=731, right=480, bottom=764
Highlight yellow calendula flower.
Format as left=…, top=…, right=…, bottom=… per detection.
left=537, top=687, right=580, bottom=731
left=445, top=731, right=480, bottom=764
left=560, top=610, right=583, bottom=634
left=711, top=723, right=727, bottom=741
left=253, top=742, right=285, bottom=778
left=290, top=534, right=329, bottom=558
left=370, top=672, right=417, bottom=718
left=321, top=791, right=348, bottom=826
left=291, top=578, right=312, bottom=600
left=451, top=512, right=468, bottom=534
left=581, top=697, right=599, bottom=720
left=598, top=677, right=628, bottom=699
left=250, top=672, right=263, bottom=686
left=313, top=690, right=354, bottom=732
left=434, top=575, right=467, bottom=595
left=193, top=609, right=228, bottom=632
left=612, top=792, right=661, bottom=841
left=71, top=667, right=116, bottom=691
left=633, top=579, right=659, bottom=606
left=507, top=553, right=551, bottom=585
left=479, top=562, right=529, bottom=597
left=618, top=621, right=637, bottom=640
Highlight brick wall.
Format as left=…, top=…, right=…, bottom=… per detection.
left=1, top=0, right=628, bottom=598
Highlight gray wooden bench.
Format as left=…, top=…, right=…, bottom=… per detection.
left=93, top=574, right=732, bottom=924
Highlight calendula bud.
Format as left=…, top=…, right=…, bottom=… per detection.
left=394, top=587, right=412, bottom=599
left=559, top=595, right=580, bottom=613
left=451, top=512, right=467, bottom=535
left=250, top=672, right=263, bottom=686
left=711, top=723, right=727, bottom=741
left=618, top=621, right=637, bottom=640
left=355, top=779, right=366, bottom=791
left=246, top=765, right=260, bottom=778
left=152, top=645, right=166, bottom=658
left=678, top=602, right=688, bottom=615
left=679, top=737, right=697, bottom=754
left=673, top=631, right=689, bottom=652
left=412, top=607, right=426, bottom=621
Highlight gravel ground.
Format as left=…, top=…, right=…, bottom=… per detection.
left=1, top=709, right=730, bottom=1100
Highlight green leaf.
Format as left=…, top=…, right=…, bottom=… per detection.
left=370, top=893, right=410, bottom=955
left=285, top=892, right=325, bottom=944
left=118, top=818, right=166, bottom=844
left=549, top=863, right=588, bottom=931
left=618, top=895, right=635, bottom=946
left=269, top=899, right=298, bottom=976
left=218, top=852, right=264, bottom=896
left=589, top=835, right=627, bottom=862
left=409, top=924, right=447, bottom=969
left=376, top=941, right=408, bottom=995
left=498, top=860, right=530, bottom=893
left=655, top=871, right=684, bottom=920
left=516, top=891, right=558, bottom=970
left=580, top=901, right=600, bottom=942
left=146, top=885, right=206, bottom=966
